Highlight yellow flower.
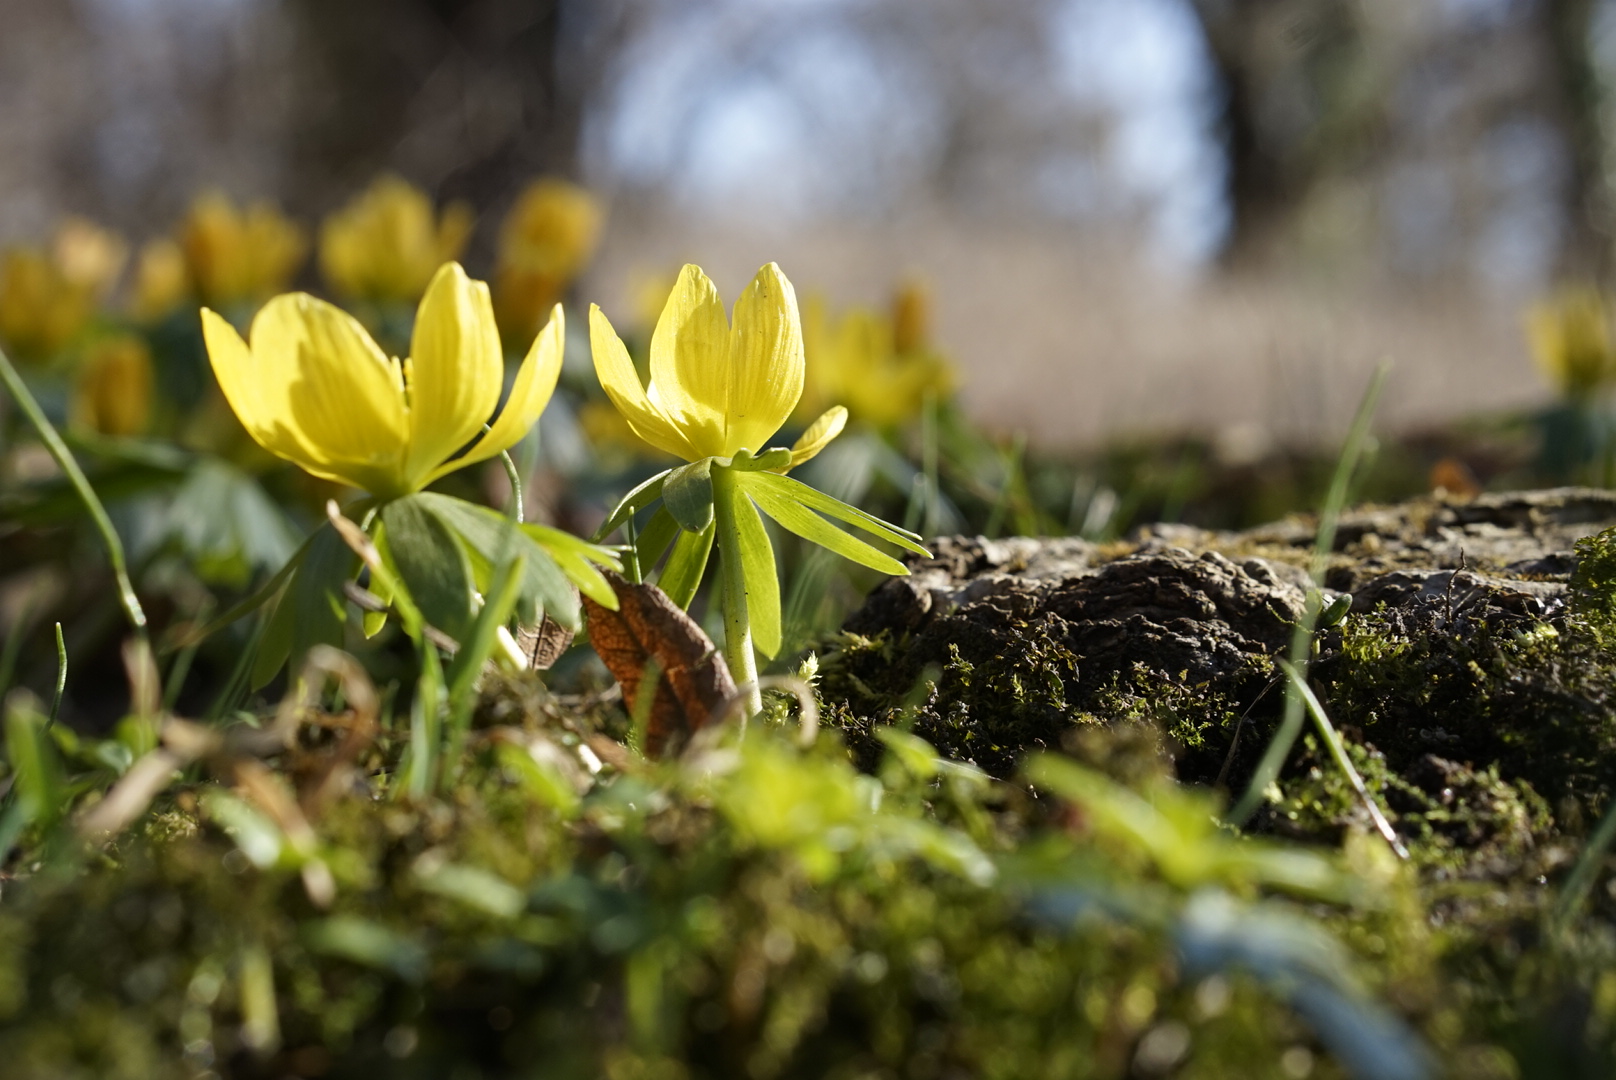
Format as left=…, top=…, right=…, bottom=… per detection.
left=319, top=174, right=473, bottom=303
left=0, top=250, right=94, bottom=361
left=181, top=191, right=307, bottom=308
left=590, top=263, right=846, bottom=466
left=130, top=238, right=191, bottom=322
left=1528, top=287, right=1616, bottom=400
left=493, top=178, right=603, bottom=342
left=796, top=292, right=955, bottom=430
left=53, top=217, right=128, bottom=299
left=200, top=262, right=562, bottom=499
left=73, top=335, right=154, bottom=437
left=0, top=218, right=127, bottom=361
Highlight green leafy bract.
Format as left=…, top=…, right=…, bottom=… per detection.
left=252, top=524, right=360, bottom=689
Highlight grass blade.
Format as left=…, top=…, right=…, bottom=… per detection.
left=46, top=623, right=65, bottom=729
left=1227, top=361, right=1389, bottom=827
left=0, top=343, right=146, bottom=632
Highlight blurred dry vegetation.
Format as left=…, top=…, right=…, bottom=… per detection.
left=1, top=0, right=1613, bottom=446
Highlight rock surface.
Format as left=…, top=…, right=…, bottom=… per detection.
left=826, top=488, right=1616, bottom=788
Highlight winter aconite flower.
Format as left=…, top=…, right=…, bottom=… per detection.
left=320, top=174, right=473, bottom=304
left=493, top=178, right=603, bottom=343
left=796, top=284, right=954, bottom=430
left=182, top=191, right=307, bottom=309
left=73, top=335, right=154, bottom=437
left=590, top=262, right=846, bottom=466
left=130, top=239, right=190, bottom=323
left=0, top=218, right=127, bottom=362
left=589, top=262, right=925, bottom=713
left=1528, top=287, right=1616, bottom=402
left=201, top=261, right=562, bottom=499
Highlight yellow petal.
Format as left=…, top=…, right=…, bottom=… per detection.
left=403, top=263, right=504, bottom=488
left=250, top=293, right=410, bottom=493
left=427, top=303, right=566, bottom=483
left=590, top=304, right=701, bottom=460
left=647, top=264, right=730, bottom=458
left=201, top=307, right=322, bottom=468
left=786, top=406, right=847, bottom=469
left=724, top=263, right=802, bottom=455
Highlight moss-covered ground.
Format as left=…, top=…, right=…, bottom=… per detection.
left=12, top=522, right=1616, bottom=1076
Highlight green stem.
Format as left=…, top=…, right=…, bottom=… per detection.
left=499, top=448, right=524, bottom=523
left=1226, top=361, right=1389, bottom=827
left=0, top=344, right=146, bottom=632
left=713, top=469, right=761, bottom=716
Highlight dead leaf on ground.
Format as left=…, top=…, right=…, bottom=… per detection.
left=517, top=609, right=576, bottom=670
left=582, top=571, right=735, bottom=757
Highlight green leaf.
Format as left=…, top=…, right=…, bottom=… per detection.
left=447, top=554, right=525, bottom=706
left=381, top=497, right=477, bottom=643
left=5, top=697, right=66, bottom=835
left=658, top=521, right=715, bottom=610
left=251, top=525, right=358, bottom=689
left=523, top=524, right=622, bottom=611
left=252, top=585, right=297, bottom=691
left=631, top=506, right=681, bottom=584
left=739, top=471, right=930, bottom=557
left=739, top=473, right=908, bottom=575
left=723, top=484, right=781, bottom=658
left=664, top=457, right=718, bottom=533
left=200, top=788, right=285, bottom=869
left=361, top=518, right=393, bottom=638
left=593, top=469, right=672, bottom=542
left=400, top=640, right=447, bottom=800
left=302, top=916, right=428, bottom=983
left=443, top=554, right=527, bottom=789
left=730, top=446, right=793, bottom=472
left=414, top=493, right=579, bottom=630
left=174, top=526, right=318, bottom=652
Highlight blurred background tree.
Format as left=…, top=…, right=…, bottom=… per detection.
left=8, top=0, right=1616, bottom=443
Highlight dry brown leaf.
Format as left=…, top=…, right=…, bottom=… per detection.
left=516, top=609, right=576, bottom=670
left=582, top=571, right=736, bottom=757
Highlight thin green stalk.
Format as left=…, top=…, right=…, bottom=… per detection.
left=499, top=448, right=525, bottom=523
left=713, top=470, right=762, bottom=716
left=1227, top=361, right=1389, bottom=827
left=622, top=514, right=642, bottom=585
left=46, top=624, right=65, bottom=729
left=1277, top=658, right=1407, bottom=859
left=0, top=344, right=146, bottom=632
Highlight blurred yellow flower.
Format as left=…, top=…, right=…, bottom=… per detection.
left=181, top=191, right=307, bottom=308
left=0, top=253, right=91, bottom=362
left=796, top=286, right=955, bottom=430
left=201, top=262, right=563, bottom=499
left=130, top=238, right=191, bottom=322
left=53, top=217, right=128, bottom=299
left=73, top=335, right=154, bottom=437
left=1528, top=287, right=1616, bottom=401
left=493, top=178, right=603, bottom=343
left=0, top=218, right=126, bottom=361
left=319, top=174, right=473, bottom=304
left=591, top=263, right=844, bottom=466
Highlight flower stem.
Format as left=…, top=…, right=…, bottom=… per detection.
left=712, top=469, right=761, bottom=717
